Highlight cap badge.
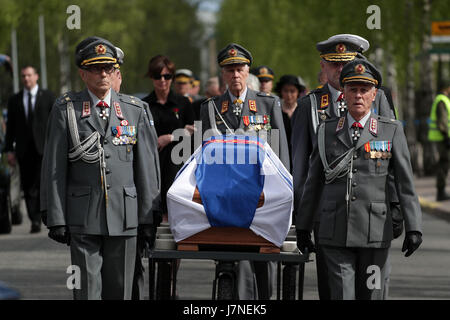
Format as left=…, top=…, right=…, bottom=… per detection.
left=336, top=43, right=346, bottom=53
left=260, top=67, right=268, bottom=75
left=355, top=64, right=365, bottom=74
left=228, top=49, right=237, bottom=57
left=95, top=44, right=106, bottom=55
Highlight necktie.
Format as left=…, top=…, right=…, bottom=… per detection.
left=351, top=121, right=363, bottom=144
left=97, top=101, right=109, bottom=120
left=233, top=99, right=243, bottom=116
left=27, top=91, right=33, bottom=123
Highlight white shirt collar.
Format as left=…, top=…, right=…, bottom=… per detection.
left=228, top=86, right=248, bottom=104
left=24, top=84, right=39, bottom=97
left=327, top=83, right=342, bottom=103
left=88, top=88, right=111, bottom=107
left=347, top=111, right=371, bottom=129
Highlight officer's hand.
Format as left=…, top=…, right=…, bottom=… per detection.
left=296, top=230, right=315, bottom=254
left=138, top=224, right=157, bottom=250
left=402, top=231, right=422, bottom=257
left=390, top=204, right=404, bottom=239
left=48, top=226, right=70, bottom=245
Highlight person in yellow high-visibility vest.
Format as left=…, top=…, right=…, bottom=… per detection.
left=428, top=81, right=450, bottom=201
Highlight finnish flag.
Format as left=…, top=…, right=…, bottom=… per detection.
left=167, top=135, right=293, bottom=247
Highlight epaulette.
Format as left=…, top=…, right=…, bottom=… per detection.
left=201, top=97, right=212, bottom=105
left=118, top=93, right=143, bottom=108
left=57, top=91, right=76, bottom=104
left=256, top=92, right=275, bottom=98
left=376, top=114, right=399, bottom=125
left=308, top=86, right=325, bottom=95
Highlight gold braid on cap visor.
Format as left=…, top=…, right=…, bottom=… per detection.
left=257, top=74, right=274, bottom=79
left=219, top=56, right=250, bottom=66
left=81, top=56, right=117, bottom=66
left=342, top=76, right=378, bottom=86
left=320, top=52, right=357, bottom=62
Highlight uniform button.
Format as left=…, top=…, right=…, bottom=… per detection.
left=352, top=182, right=357, bottom=187
left=351, top=196, right=356, bottom=201
left=106, top=169, right=111, bottom=174
left=104, top=140, right=108, bottom=144
left=353, top=154, right=358, bottom=159
left=105, top=154, right=110, bottom=159
left=107, top=184, right=111, bottom=190
left=352, top=168, right=357, bottom=173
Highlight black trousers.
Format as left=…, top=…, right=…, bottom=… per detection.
left=18, top=150, right=41, bottom=225
left=313, top=222, right=331, bottom=300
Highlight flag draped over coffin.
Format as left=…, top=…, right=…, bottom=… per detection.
left=167, top=135, right=293, bottom=247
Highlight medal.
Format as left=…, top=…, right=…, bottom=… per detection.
left=370, top=151, right=376, bottom=159
left=112, top=137, right=120, bottom=145
left=121, top=120, right=128, bottom=126
left=375, top=151, right=382, bottom=158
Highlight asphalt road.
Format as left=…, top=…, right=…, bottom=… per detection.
left=0, top=210, right=449, bottom=300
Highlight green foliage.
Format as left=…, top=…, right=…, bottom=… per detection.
left=0, top=0, right=202, bottom=96
left=216, top=0, right=450, bottom=90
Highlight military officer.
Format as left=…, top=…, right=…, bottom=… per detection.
left=251, top=65, right=275, bottom=95
left=41, top=36, right=160, bottom=300
left=290, top=34, right=403, bottom=300
left=109, top=45, right=162, bottom=300
left=296, top=59, right=423, bottom=300
left=200, top=43, right=289, bottom=300
left=201, top=43, right=289, bottom=169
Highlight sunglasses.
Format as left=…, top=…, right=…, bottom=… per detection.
left=153, top=74, right=173, bottom=80
left=85, top=64, right=115, bottom=74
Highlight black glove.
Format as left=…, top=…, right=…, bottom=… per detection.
left=138, top=224, right=157, bottom=250
left=48, top=226, right=70, bottom=245
left=296, top=230, right=315, bottom=254
left=402, top=231, right=422, bottom=257
left=390, top=204, right=404, bottom=239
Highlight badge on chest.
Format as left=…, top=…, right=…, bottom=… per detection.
left=243, top=115, right=271, bottom=131
left=111, top=126, right=137, bottom=145
left=364, top=140, right=392, bottom=159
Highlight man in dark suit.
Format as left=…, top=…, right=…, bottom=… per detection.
left=4, top=65, right=55, bottom=233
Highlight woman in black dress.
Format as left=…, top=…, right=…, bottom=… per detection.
left=143, top=55, right=195, bottom=220
left=275, top=75, right=305, bottom=172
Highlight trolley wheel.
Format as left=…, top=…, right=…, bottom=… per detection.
left=217, top=274, right=234, bottom=300
left=156, top=261, right=172, bottom=299
left=282, top=264, right=297, bottom=300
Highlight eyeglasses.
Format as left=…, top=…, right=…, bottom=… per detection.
left=153, top=74, right=173, bottom=80
left=85, top=64, right=115, bottom=74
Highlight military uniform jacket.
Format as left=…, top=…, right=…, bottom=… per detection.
left=295, top=113, right=422, bottom=248
left=41, top=89, right=160, bottom=236
left=291, top=84, right=397, bottom=222
left=200, top=88, right=290, bottom=170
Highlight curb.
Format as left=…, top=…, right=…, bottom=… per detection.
left=419, top=196, right=450, bottom=223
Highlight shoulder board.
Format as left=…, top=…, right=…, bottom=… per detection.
left=201, top=97, right=213, bottom=106
left=376, top=115, right=397, bottom=124
left=256, top=92, right=275, bottom=98
left=57, top=91, right=77, bottom=104
left=309, top=86, right=325, bottom=95
left=118, top=93, right=143, bottom=107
